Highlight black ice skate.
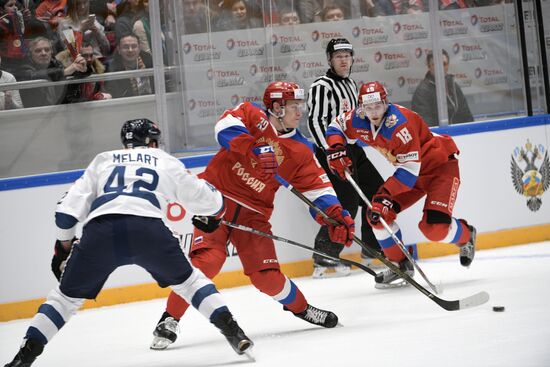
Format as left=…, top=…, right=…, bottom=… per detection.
left=212, top=311, right=253, bottom=355
left=4, top=339, right=44, bottom=367
left=374, top=257, right=414, bottom=289
left=460, top=225, right=476, bottom=267
left=285, top=304, right=339, bottom=328
left=312, top=227, right=350, bottom=279
left=150, top=311, right=179, bottom=350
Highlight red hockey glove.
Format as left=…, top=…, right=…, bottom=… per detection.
left=316, top=205, right=355, bottom=247
left=250, top=143, right=278, bottom=180
left=366, top=192, right=398, bottom=230
left=326, top=144, right=352, bottom=181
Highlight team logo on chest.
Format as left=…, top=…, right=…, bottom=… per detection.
left=510, top=139, right=550, bottom=212
left=385, top=114, right=398, bottom=128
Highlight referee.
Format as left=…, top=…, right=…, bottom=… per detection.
left=307, top=38, right=384, bottom=278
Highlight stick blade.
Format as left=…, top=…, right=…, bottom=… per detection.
left=434, top=291, right=490, bottom=311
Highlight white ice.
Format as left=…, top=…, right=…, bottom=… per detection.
left=2, top=242, right=550, bottom=367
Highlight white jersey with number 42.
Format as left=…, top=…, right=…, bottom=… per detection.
left=56, top=147, right=223, bottom=225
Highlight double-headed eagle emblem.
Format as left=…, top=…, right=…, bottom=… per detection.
left=510, top=140, right=550, bottom=212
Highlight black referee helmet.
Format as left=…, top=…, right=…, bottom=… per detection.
left=326, top=38, right=354, bottom=58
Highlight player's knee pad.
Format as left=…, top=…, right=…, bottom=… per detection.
left=249, top=269, right=285, bottom=296
left=419, top=210, right=452, bottom=242
left=190, top=247, right=226, bottom=279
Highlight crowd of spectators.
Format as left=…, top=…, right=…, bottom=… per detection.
left=0, top=0, right=155, bottom=109
left=0, top=0, right=511, bottom=111
left=182, top=0, right=512, bottom=29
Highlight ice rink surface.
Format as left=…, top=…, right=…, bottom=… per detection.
left=2, top=242, right=550, bottom=367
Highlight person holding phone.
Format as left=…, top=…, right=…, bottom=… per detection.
left=57, top=0, right=110, bottom=57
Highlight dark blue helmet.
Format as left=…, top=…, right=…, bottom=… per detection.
left=120, top=118, right=161, bottom=148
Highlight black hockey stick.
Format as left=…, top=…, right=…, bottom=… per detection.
left=221, top=220, right=377, bottom=277
left=275, top=174, right=489, bottom=311
left=344, top=170, right=441, bottom=294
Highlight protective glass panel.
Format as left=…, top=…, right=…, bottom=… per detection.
left=0, top=0, right=545, bottom=179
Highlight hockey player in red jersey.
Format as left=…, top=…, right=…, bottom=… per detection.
left=325, top=81, right=476, bottom=288
left=150, top=81, right=355, bottom=350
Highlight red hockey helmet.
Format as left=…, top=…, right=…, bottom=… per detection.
left=358, top=81, right=388, bottom=106
left=263, top=81, right=305, bottom=111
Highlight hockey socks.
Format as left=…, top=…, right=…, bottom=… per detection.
left=249, top=269, right=307, bottom=313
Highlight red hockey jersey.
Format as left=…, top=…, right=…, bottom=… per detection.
left=326, top=103, right=459, bottom=197
left=202, top=102, right=339, bottom=218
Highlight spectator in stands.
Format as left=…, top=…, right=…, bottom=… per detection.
left=411, top=49, right=473, bottom=126
left=320, top=4, right=346, bottom=22
left=292, top=0, right=322, bottom=23
left=361, top=0, right=425, bottom=16
left=361, top=0, right=395, bottom=16
left=57, top=0, right=110, bottom=57
left=89, top=0, right=117, bottom=31
left=56, top=41, right=112, bottom=102
left=399, top=0, right=426, bottom=13
left=278, top=6, right=300, bottom=26
left=0, top=55, right=23, bottom=109
left=0, top=0, right=31, bottom=75
left=105, top=32, right=153, bottom=98
left=18, top=36, right=87, bottom=107
left=182, top=0, right=209, bottom=34
left=439, top=0, right=470, bottom=10
left=133, top=0, right=151, bottom=53
left=213, top=0, right=262, bottom=31
left=248, top=0, right=322, bottom=24
left=35, top=0, right=67, bottom=31
left=115, top=0, right=145, bottom=42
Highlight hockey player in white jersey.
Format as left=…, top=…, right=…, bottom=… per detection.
left=4, top=119, right=253, bottom=367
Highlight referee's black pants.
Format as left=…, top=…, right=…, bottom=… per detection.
left=313, top=144, right=384, bottom=265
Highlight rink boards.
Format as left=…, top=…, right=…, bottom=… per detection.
left=1, top=115, right=549, bottom=321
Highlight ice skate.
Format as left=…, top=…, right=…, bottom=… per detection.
left=4, top=339, right=44, bottom=367
left=285, top=304, right=339, bottom=328
left=460, top=225, right=476, bottom=267
left=374, top=257, right=414, bottom=289
left=212, top=311, right=253, bottom=355
left=312, top=226, right=350, bottom=279
left=150, top=312, right=179, bottom=350
left=312, top=258, right=351, bottom=279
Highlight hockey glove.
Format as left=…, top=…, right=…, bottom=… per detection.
left=250, top=143, right=278, bottom=180
left=51, top=237, right=77, bottom=281
left=315, top=205, right=355, bottom=247
left=366, top=191, right=399, bottom=230
left=192, top=215, right=223, bottom=233
left=326, top=144, right=352, bottom=181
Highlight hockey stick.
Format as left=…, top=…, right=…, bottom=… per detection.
left=274, top=174, right=489, bottom=311
left=344, top=170, right=441, bottom=294
left=221, top=220, right=377, bottom=277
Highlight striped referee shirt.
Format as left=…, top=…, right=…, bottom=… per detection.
left=307, top=69, right=358, bottom=150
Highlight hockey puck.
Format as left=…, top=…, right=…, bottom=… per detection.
left=492, top=306, right=505, bottom=312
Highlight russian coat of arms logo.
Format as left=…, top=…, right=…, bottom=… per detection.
left=510, top=140, right=550, bottom=211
